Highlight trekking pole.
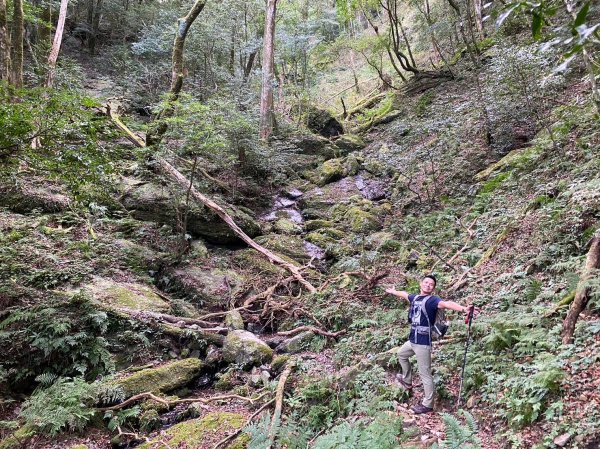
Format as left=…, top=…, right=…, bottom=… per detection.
left=456, top=304, right=475, bottom=410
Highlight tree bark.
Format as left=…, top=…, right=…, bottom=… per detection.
left=259, top=0, right=277, bottom=140
left=0, top=0, right=10, bottom=81
left=88, top=0, right=103, bottom=55
left=11, top=0, right=24, bottom=87
left=561, top=233, right=600, bottom=344
left=145, top=0, right=207, bottom=145
left=473, top=0, right=483, bottom=36
left=46, top=0, right=69, bottom=87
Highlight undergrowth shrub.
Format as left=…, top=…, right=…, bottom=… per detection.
left=0, top=292, right=114, bottom=390
left=20, top=377, right=124, bottom=436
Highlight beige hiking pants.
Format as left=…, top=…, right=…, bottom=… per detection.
left=397, top=340, right=434, bottom=408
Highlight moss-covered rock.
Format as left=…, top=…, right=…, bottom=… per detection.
left=68, top=445, right=89, bottom=449
left=344, top=207, right=382, bottom=233
left=225, top=310, right=245, bottom=330
left=115, top=358, right=203, bottom=398
left=161, top=266, right=245, bottom=310
left=223, top=330, right=273, bottom=368
left=214, top=368, right=238, bottom=391
left=305, top=219, right=335, bottom=231
left=120, top=177, right=261, bottom=244
left=138, top=412, right=247, bottom=449
left=233, top=249, right=286, bottom=276
left=271, top=355, right=291, bottom=373
left=273, top=218, right=302, bottom=235
left=333, top=134, right=366, bottom=155
left=0, top=180, right=71, bottom=213
left=139, top=409, right=161, bottom=432
left=304, top=105, right=344, bottom=138
left=475, top=145, right=544, bottom=181
left=275, top=331, right=315, bottom=354
left=113, top=239, right=167, bottom=274
left=189, top=239, right=209, bottom=259
left=0, top=425, right=36, bottom=449
left=254, top=234, right=311, bottom=264
left=86, top=278, right=170, bottom=313
left=317, top=158, right=345, bottom=186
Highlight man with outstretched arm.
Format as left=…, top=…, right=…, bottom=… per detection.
left=385, top=274, right=472, bottom=414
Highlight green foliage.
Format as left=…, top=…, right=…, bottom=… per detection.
left=433, top=411, right=482, bottom=449
left=0, top=292, right=114, bottom=388
left=0, top=84, right=117, bottom=202
left=19, top=377, right=102, bottom=436
left=489, top=354, right=564, bottom=428
left=312, top=412, right=403, bottom=449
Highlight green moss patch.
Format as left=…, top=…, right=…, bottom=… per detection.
left=115, top=358, right=203, bottom=397
left=138, top=412, right=247, bottom=449
left=86, top=278, right=170, bottom=313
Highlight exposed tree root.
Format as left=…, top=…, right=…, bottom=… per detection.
left=99, top=391, right=270, bottom=412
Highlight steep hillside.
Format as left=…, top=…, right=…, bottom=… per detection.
left=1, top=4, right=599, bottom=449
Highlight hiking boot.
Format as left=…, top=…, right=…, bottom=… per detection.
left=411, top=404, right=433, bottom=415
left=395, top=374, right=413, bottom=390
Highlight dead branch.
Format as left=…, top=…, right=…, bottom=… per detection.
left=213, top=399, right=276, bottom=449
left=356, top=271, right=390, bottom=292
left=114, top=307, right=227, bottom=333
left=562, top=232, right=600, bottom=344
left=277, top=326, right=346, bottom=339
left=267, top=361, right=295, bottom=448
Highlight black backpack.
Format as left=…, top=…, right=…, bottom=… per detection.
left=409, top=295, right=449, bottom=342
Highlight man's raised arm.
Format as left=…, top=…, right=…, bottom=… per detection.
left=385, top=288, right=410, bottom=301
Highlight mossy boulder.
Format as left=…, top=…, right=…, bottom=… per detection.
left=189, top=239, right=209, bottom=259
left=223, top=330, right=273, bottom=368
left=86, top=278, right=170, bottom=313
left=273, top=218, right=302, bottom=235
left=113, top=239, right=167, bottom=274
left=271, top=355, right=291, bottom=373
left=333, top=134, right=366, bottom=155
left=160, top=266, right=245, bottom=310
left=115, top=358, right=203, bottom=398
left=345, top=207, right=381, bottom=233
left=225, top=310, right=245, bottom=330
left=254, top=234, right=311, bottom=264
left=305, top=219, right=335, bottom=231
left=291, top=134, right=335, bottom=158
left=0, top=179, right=70, bottom=213
left=138, top=412, right=248, bottom=449
left=0, top=425, right=36, bottom=449
left=275, top=331, right=315, bottom=354
left=305, top=105, right=344, bottom=138
left=317, top=158, right=345, bottom=186
left=120, top=177, right=261, bottom=244
left=233, top=249, right=286, bottom=276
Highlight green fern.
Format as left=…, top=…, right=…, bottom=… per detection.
left=20, top=377, right=101, bottom=436
left=433, top=411, right=482, bottom=449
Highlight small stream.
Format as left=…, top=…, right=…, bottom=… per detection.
left=260, top=188, right=327, bottom=261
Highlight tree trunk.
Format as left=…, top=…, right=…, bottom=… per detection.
left=561, top=233, right=600, bottom=344
left=88, top=0, right=103, bottom=55
left=11, top=0, right=24, bottom=87
left=0, top=0, right=10, bottom=81
left=259, top=0, right=277, bottom=140
left=46, top=0, right=69, bottom=87
left=145, top=0, right=207, bottom=145
left=473, top=0, right=483, bottom=36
